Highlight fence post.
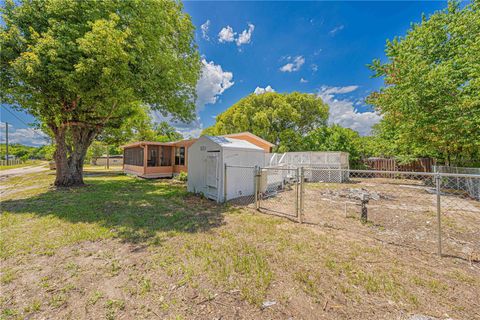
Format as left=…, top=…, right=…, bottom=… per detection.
left=435, top=172, right=442, bottom=257
left=254, top=166, right=259, bottom=211
left=295, top=167, right=299, bottom=220
left=257, top=168, right=262, bottom=210
left=224, top=163, right=227, bottom=204
left=298, top=167, right=305, bottom=223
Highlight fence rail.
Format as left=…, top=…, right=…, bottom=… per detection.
left=224, top=165, right=480, bottom=259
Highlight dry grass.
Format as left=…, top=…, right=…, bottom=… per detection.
left=1, top=169, right=479, bottom=319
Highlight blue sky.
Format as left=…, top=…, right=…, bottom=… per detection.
left=1, top=1, right=448, bottom=145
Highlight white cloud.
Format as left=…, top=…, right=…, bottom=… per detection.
left=196, top=59, right=234, bottom=110
left=279, top=56, right=305, bottom=72
left=200, top=20, right=210, bottom=40
left=311, top=64, right=318, bottom=72
left=150, top=59, right=234, bottom=138
left=236, top=23, right=255, bottom=46
left=0, top=122, right=49, bottom=146
left=300, top=78, right=308, bottom=83
left=329, top=25, right=344, bottom=36
left=218, top=26, right=235, bottom=43
left=254, top=85, right=275, bottom=94
left=321, top=85, right=359, bottom=95
left=218, top=23, right=255, bottom=48
left=318, top=86, right=381, bottom=136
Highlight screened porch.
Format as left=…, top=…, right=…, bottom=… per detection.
left=122, top=140, right=192, bottom=178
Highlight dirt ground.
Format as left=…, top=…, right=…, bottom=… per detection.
left=2, top=171, right=480, bottom=319
left=259, top=177, right=480, bottom=261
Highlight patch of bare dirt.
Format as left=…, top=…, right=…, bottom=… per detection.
left=259, top=178, right=480, bottom=261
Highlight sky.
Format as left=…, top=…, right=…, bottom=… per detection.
left=0, top=1, right=448, bottom=146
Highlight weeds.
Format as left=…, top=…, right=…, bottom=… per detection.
left=0, top=269, right=16, bottom=284
left=88, top=291, right=104, bottom=305
left=105, top=299, right=125, bottom=320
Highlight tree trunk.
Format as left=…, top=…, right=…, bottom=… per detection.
left=53, top=125, right=97, bottom=187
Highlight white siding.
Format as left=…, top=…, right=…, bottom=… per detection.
left=223, top=148, right=264, bottom=202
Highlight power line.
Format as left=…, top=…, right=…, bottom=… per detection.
left=1, top=105, right=49, bottom=140
left=1, top=105, right=32, bottom=127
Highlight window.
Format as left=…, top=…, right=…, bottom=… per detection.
left=124, top=147, right=143, bottom=166
left=175, top=147, right=185, bottom=166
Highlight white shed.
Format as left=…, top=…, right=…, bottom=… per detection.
left=187, top=136, right=265, bottom=203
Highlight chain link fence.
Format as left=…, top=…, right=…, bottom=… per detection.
left=224, top=165, right=480, bottom=259
left=302, top=169, right=480, bottom=258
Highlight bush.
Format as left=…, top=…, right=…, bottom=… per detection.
left=176, top=171, right=188, bottom=182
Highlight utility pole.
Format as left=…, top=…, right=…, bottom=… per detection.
left=5, top=122, right=9, bottom=166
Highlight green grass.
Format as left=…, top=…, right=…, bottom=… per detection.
left=1, top=172, right=223, bottom=258
left=0, top=269, right=16, bottom=285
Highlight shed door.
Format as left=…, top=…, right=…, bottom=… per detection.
left=206, top=153, right=219, bottom=188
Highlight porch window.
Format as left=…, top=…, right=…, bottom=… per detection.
left=124, top=147, right=143, bottom=166
left=175, top=147, right=185, bottom=166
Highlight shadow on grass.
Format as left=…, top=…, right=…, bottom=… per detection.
left=1, top=174, right=227, bottom=244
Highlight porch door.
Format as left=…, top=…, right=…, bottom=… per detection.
left=205, top=153, right=219, bottom=199
left=148, top=147, right=158, bottom=167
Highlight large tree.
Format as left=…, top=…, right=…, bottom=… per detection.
left=1, top=0, right=200, bottom=186
left=203, top=92, right=329, bottom=152
left=367, top=1, right=480, bottom=165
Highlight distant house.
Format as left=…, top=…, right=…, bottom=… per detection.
left=92, top=155, right=123, bottom=166
left=121, top=132, right=273, bottom=178
left=222, top=132, right=274, bottom=153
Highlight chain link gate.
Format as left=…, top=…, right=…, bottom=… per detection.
left=253, top=166, right=303, bottom=221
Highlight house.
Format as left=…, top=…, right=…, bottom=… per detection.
left=121, top=132, right=273, bottom=179
left=187, top=136, right=265, bottom=202
left=92, top=155, right=123, bottom=166
left=222, top=132, right=274, bottom=152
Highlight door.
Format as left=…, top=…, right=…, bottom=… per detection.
left=205, top=153, right=219, bottom=200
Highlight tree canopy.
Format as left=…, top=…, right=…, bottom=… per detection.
left=1, top=0, right=200, bottom=185
left=203, top=92, right=329, bottom=152
left=302, top=125, right=364, bottom=164
left=367, top=0, right=480, bottom=165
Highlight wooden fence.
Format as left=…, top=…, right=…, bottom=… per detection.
left=362, top=158, right=434, bottom=178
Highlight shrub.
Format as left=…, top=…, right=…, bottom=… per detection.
left=176, top=171, right=188, bottom=182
